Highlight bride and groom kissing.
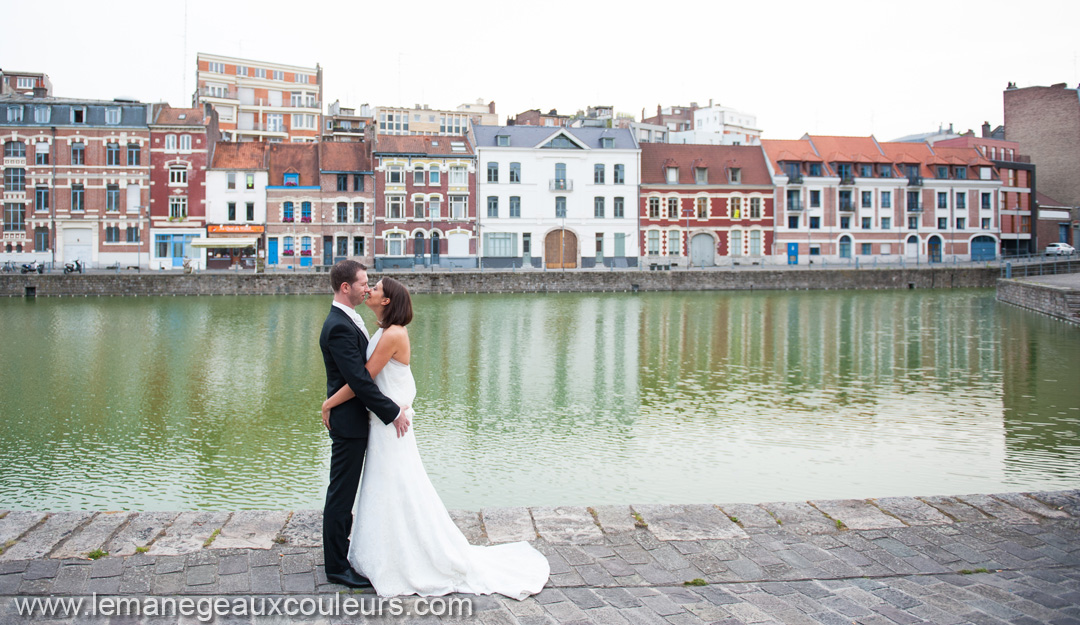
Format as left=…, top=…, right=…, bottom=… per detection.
left=318, top=260, right=549, bottom=599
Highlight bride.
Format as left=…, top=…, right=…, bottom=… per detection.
left=321, top=277, right=549, bottom=599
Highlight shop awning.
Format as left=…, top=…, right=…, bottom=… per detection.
left=190, top=237, right=258, bottom=248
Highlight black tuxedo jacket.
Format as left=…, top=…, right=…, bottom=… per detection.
left=319, top=305, right=400, bottom=438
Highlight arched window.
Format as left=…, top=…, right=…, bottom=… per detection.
left=164, top=134, right=177, bottom=151
left=179, top=134, right=192, bottom=151
left=387, top=232, right=405, bottom=256
left=431, top=232, right=441, bottom=260
left=414, top=232, right=425, bottom=257
left=283, top=236, right=294, bottom=253
left=4, top=141, right=26, bottom=158
left=428, top=165, right=441, bottom=185
left=413, top=194, right=426, bottom=219
left=428, top=196, right=441, bottom=220
left=414, top=165, right=426, bottom=185
left=839, top=235, right=852, bottom=259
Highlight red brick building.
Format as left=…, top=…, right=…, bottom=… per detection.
left=316, top=141, right=376, bottom=267
left=639, top=143, right=774, bottom=266
left=373, top=135, right=477, bottom=269
left=148, top=104, right=219, bottom=270
left=265, top=143, right=321, bottom=268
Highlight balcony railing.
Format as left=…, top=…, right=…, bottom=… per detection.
left=787, top=174, right=803, bottom=184
left=907, top=204, right=923, bottom=212
left=838, top=201, right=855, bottom=211
left=549, top=179, right=573, bottom=191
left=787, top=201, right=804, bottom=211
left=198, top=87, right=238, bottom=100
left=237, top=123, right=287, bottom=134
left=907, top=175, right=923, bottom=186
left=330, top=124, right=365, bottom=133
left=839, top=176, right=855, bottom=186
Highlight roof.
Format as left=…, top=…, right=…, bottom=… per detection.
left=473, top=125, right=637, bottom=149
left=318, top=141, right=369, bottom=171
left=877, top=142, right=934, bottom=177
left=374, top=135, right=474, bottom=156
left=805, top=136, right=892, bottom=164
left=640, top=143, right=772, bottom=185
left=926, top=146, right=993, bottom=168
left=152, top=104, right=205, bottom=127
left=0, top=94, right=145, bottom=107
left=268, top=143, right=319, bottom=181
left=211, top=142, right=268, bottom=170
left=760, top=139, right=823, bottom=171
left=1036, top=192, right=1075, bottom=208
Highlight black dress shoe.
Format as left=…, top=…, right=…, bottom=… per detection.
left=325, top=569, right=373, bottom=588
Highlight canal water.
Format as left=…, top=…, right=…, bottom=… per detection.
left=1, top=289, right=1078, bottom=511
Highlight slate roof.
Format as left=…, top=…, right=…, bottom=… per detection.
left=473, top=125, right=637, bottom=150
left=640, top=143, right=771, bottom=185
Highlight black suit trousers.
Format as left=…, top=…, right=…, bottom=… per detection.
left=322, top=433, right=368, bottom=575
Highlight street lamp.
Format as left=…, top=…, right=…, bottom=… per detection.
left=683, top=205, right=694, bottom=269
left=137, top=205, right=148, bottom=272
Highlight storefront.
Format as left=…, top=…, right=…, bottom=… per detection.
left=192, top=225, right=263, bottom=270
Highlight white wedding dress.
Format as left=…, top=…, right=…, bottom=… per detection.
left=348, top=328, right=550, bottom=598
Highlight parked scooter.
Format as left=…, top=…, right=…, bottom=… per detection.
left=64, top=259, right=84, bottom=274
left=1, top=260, right=16, bottom=273
left=20, top=260, right=44, bottom=274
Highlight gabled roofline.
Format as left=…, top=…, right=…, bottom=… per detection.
left=533, top=128, right=590, bottom=150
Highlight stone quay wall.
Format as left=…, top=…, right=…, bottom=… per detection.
left=0, top=266, right=999, bottom=298
left=997, top=278, right=1080, bottom=325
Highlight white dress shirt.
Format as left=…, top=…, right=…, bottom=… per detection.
left=333, top=300, right=369, bottom=340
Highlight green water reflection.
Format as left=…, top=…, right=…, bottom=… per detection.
left=0, top=289, right=1077, bottom=511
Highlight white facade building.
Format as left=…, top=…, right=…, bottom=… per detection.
left=673, top=103, right=761, bottom=146
left=203, top=143, right=269, bottom=269
left=474, top=126, right=640, bottom=268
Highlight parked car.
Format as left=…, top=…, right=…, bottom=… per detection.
left=1044, top=242, right=1076, bottom=256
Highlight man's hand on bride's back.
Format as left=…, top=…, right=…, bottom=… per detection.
left=393, top=405, right=412, bottom=438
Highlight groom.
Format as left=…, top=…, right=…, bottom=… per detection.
left=319, top=260, right=410, bottom=588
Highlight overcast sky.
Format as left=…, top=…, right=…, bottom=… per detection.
left=4, top=0, right=1078, bottom=142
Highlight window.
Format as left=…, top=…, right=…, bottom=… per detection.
left=450, top=166, right=467, bottom=186
left=353, top=202, right=364, bottom=223
left=957, top=193, right=966, bottom=209
left=106, top=185, right=120, bottom=211
left=594, top=164, right=605, bottom=184
left=809, top=216, right=820, bottom=229
left=246, top=174, right=255, bottom=190
left=861, top=217, right=871, bottom=229
left=610, top=197, right=623, bottom=219
left=228, top=202, right=236, bottom=221
left=487, top=162, right=499, bottom=183
left=33, top=141, right=48, bottom=165
left=4, top=168, right=25, bottom=191
left=730, top=197, right=742, bottom=219
left=483, top=232, right=517, bottom=257
left=879, top=164, right=893, bottom=178
left=283, top=202, right=294, bottom=221
left=337, top=202, right=348, bottom=223
left=937, top=192, right=947, bottom=209
left=601, top=137, right=615, bottom=148
left=337, top=237, right=348, bottom=257
left=35, top=186, right=48, bottom=211
left=859, top=164, right=872, bottom=177
left=509, top=196, right=521, bottom=218
left=956, top=218, right=966, bottom=230
left=982, top=218, right=991, bottom=229
left=170, top=167, right=188, bottom=185
left=647, top=230, right=660, bottom=254
left=496, top=135, right=510, bottom=147
left=105, top=226, right=121, bottom=243
left=450, top=195, right=466, bottom=219
left=695, top=197, right=708, bottom=219
left=840, top=216, right=851, bottom=229
left=665, top=167, right=678, bottom=183
left=938, top=217, right=947, bottom=230
left=387, top=233, right=404, bottom=256
left=882, top=191, right=891, bottom=208
left=695, top=168, right=707, bottom=184
left=291, top=114, right=316, bottom=129
left=908, top=216, right=919, bottom=229
left=207, top=61, right=225, bottom=73
left=71, top=142, right=85, bottom=165
left=6, top=106, right=23, bottom=122
left=788, top=215, right=799, bottom=229
left=861, top=191, right=872, bottom=208
left=729, top=168, right=741, bottom=184
left=237, top=66, right=248, bottom=77
left=413, top=196, right=425, bottom=219
left=169, top=196, right=187, bottom=219
left=354, top=237, right=365, bottom=256
left=839, top=191, right=854, bottom=211
left=227, top=173, right=236, bottom=190
left=750, top=197, right=761, bottom=219
left=614, top=164, right=625, bottom=184
left=908, top=191, right=921, bottom=210
left=507, top=162, right=521, bottom=184
left=981, top=193, right=991, bottom=209
left=272, top=70, right=284, bottom=81
left=101, top=142, right=119, bottom=166
left=267, top=114, right=284, bottom=132
left=5, top=141, right=25, bottom=158
left=34, top=106, right=49, bottom=123
left=555, top=196, right=566, bottom=218
left=809, top=190, right=821, bottom=208
left=750, top=230, right=762, bottom=256
left=72, top=107, right=86, bottom=124
left=387, top=195, right=404, bottom=219
left=301, top=202, right=311, bottom=220
left=337, top=174, right=348, bottom=191
left=103, top=107, right=121, bottom=125
left=126, top=226, right=140, bottom=243
left=936, top=166, right=948, bottom=179
left=294, top=73, right=309, bottom=84
left=668, top=230, right=680, bottom=256
left=954, top=167, right=967, bottom=179
left=301, top=236, right=312, bottom=254
left=428, top=167, right=440, bottom=185
left=127, top=143, right=140, bottom=166
left=3, top=203, right=25, bottom=231
left=730, top=230, right=742, bottom=256
left=428, top=197, right=441, bottom=219
left=648, top=197, right=660, bottom=219
left=486, top=196, right=498, bottom=218
left=594, top=197, right=605, bottom=218
left=809, top=163, right=822, bottom=176
left=861, top=243, right=872, bottom=255
left=882, top=217, right=891, bottom=229
left=283, top=173, right=299, bottom=186
left=71, top=185, right=84, bottom=211
left=165, top=134, right=177, bottom=151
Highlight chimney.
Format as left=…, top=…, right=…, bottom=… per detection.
left=32, top=77, right=47, bottom=98
left=981, top=122, right=991, bottom=138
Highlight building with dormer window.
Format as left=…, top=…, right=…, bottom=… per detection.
left=474, top=126, right=640, bottom=269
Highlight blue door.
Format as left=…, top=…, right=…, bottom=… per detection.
left=971, top=236, right=996, bottom=261
left=787, top=242, right=798, bottom=265
left=268, top=238, right=278, bottom=265
left=324, top=238, right=333, bottom=266
left=431, top=233, right=440, bottom=265
left=839, top=236, right=852, bottom=259
left=928, top=237, right=942, bottom=263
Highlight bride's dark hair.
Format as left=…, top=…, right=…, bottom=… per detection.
left=378, top=277, right=413, bottom=328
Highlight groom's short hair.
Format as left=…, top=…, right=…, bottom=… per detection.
left=331, top=260, right=367, bottom=292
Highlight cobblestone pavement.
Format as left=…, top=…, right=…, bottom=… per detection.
left=0, top=491, right=1077, bottom=623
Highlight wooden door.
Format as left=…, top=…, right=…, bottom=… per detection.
left=545, top=230, right=577, bottom=268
